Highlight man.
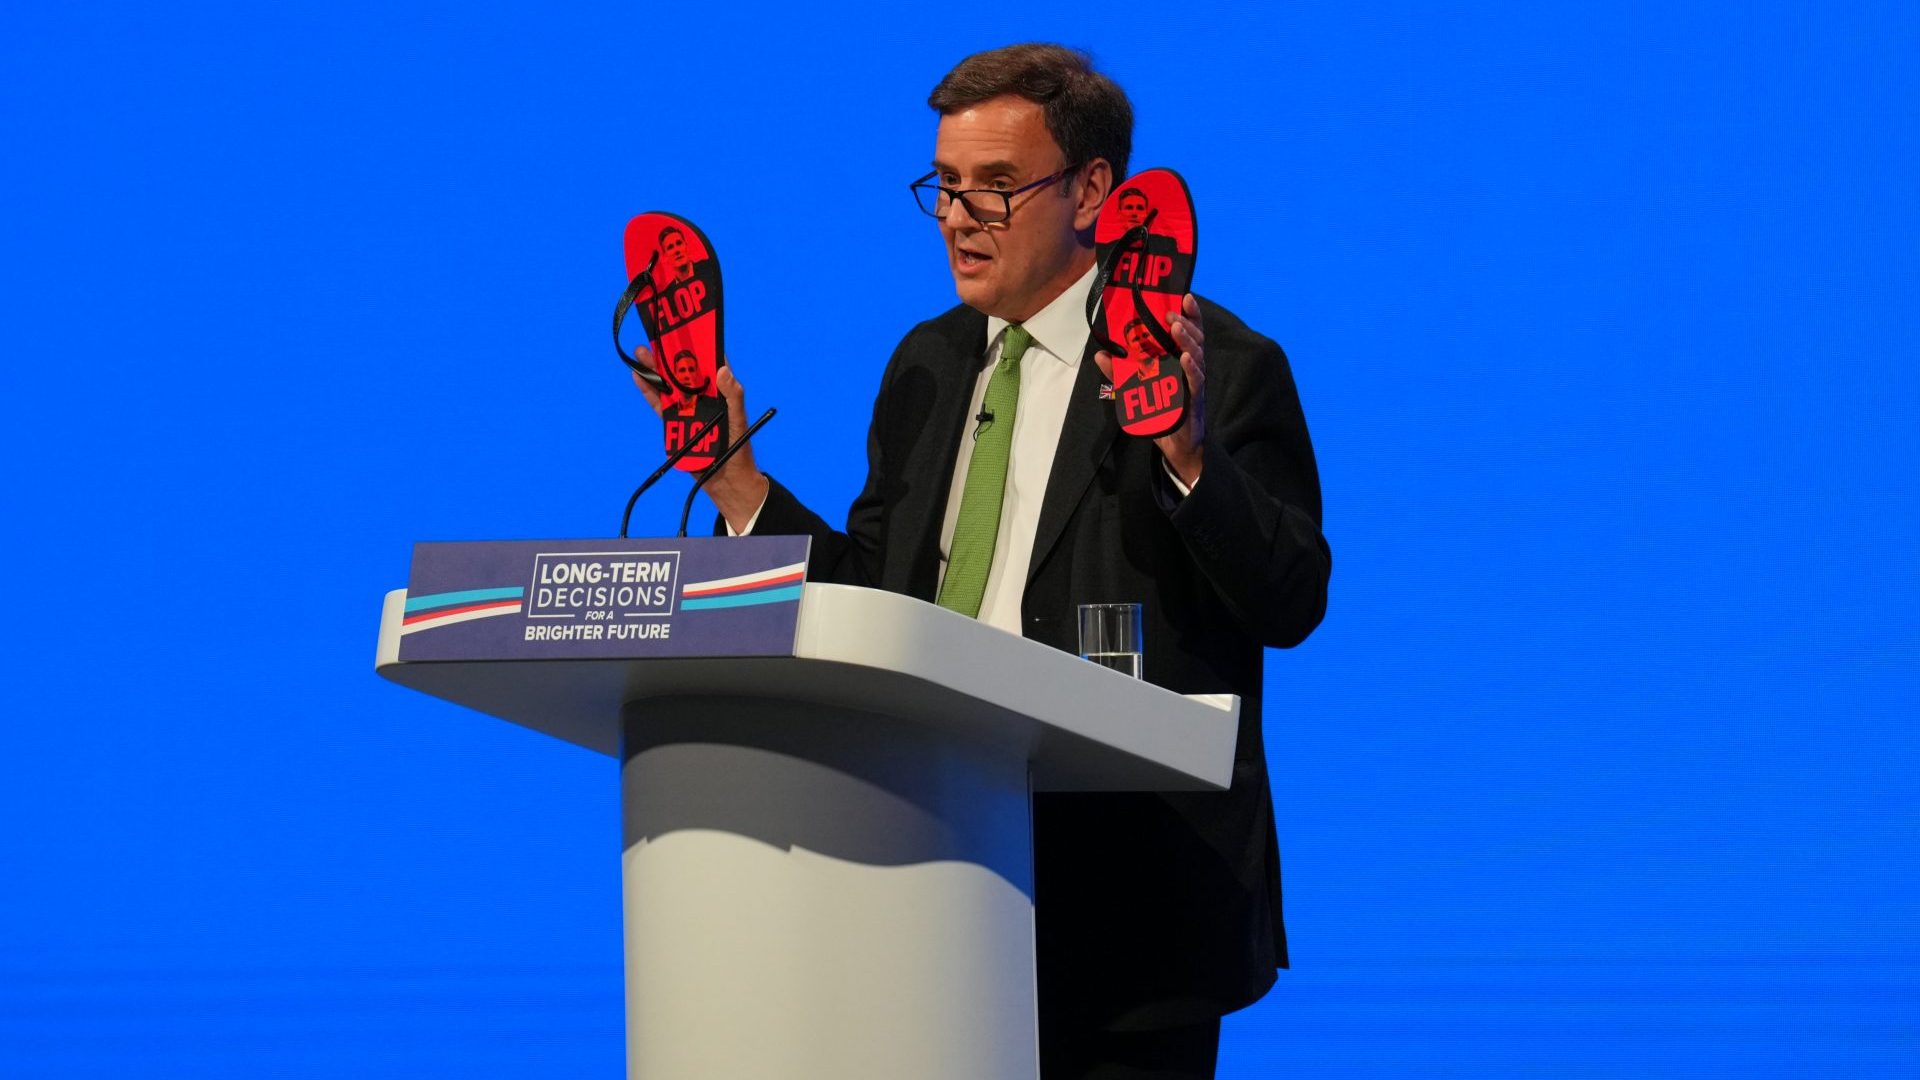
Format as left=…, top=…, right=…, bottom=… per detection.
left=1116, top=187, right=1151, bottom=227
left=632, top=44, right=1329, bottom=1080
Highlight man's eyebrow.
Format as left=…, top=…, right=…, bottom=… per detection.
left=928, top=159, right=1021, bottom=179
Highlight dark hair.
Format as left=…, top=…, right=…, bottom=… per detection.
left=659, top=225, right=685, bottom=243
left=673, top=350, right=698, bottom=364
left=928, top=44, right=1132, bottom=181
left=1118, top=188, right=1147, bottom=205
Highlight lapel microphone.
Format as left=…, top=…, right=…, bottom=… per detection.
left=619, top=409, right=726, bottom=538
left=678, top=407, right=778, bottom=538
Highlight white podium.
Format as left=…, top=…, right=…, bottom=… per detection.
left=377, top=582, right=1238, bottom=1080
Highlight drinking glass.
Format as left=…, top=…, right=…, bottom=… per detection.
left=1077, top=603, right=1143, bottom=679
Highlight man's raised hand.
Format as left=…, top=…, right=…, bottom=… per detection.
left=627, top=347, right=769, bottom=532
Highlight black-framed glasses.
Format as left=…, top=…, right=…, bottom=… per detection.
left=909, top=164, right=1081, bottom=223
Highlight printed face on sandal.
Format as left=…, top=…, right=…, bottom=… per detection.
left=931, top=95, right=1100, bottom=323
left=1124, top=317, right=1165, bottom=360
left=659, top=226, right=693, bottom=281
left=671, top=350, right=708, bottom=393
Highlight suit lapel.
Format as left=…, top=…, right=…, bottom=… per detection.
left=887, top=309, right=987, bottom=599
left=1028, top=338, right=1119, bottom=585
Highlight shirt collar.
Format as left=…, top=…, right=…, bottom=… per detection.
left=985, top=261, right=1099, bottom=369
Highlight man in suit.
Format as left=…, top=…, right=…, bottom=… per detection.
left=632, top=43, right=1330, bottom=1080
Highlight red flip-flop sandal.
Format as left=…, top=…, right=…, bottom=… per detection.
left=613, top=211, right=727, bottom=471
left=1088, top=169, right=1196, bottom=438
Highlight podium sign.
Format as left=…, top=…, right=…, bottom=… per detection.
left=398, top=536, right=809, bottom=662
left=379, top=565, right=1240, bottom=1080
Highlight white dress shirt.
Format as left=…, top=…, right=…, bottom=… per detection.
left=729, top=262, right=1190, bottom=636
left=934, top=264, right=1098, bottom=635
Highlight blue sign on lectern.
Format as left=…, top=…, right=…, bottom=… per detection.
left=398, top=536, right=811, bottom=662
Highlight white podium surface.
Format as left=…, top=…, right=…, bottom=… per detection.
left=377, top=582, right=1239, bottom=1080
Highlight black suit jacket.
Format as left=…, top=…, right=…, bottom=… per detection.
left=745, top=297, right=1330, bottom=1029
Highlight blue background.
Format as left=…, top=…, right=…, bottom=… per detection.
left=3, top=2, right=1915, bottom=1076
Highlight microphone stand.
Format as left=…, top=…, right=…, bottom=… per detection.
left=678, top=407, right=777, bottom=538
left=618, top=410, right=725, bottom=538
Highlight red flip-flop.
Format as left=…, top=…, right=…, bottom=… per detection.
left=1088, top=169, right=1196, bottom=438
left=613, top=211, right=727, bottom=471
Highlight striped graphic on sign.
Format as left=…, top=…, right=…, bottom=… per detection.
left=401, top=586, right=525, bottom=634
left=680, top=561, right=807, bottom=611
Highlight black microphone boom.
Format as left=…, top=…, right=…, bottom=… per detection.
left=618, top=410, right=726, bottom=539
left=678, top=407, right=777, bottom=538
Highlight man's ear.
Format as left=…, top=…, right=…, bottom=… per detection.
left=1073, top=158, right=1114, bottom=232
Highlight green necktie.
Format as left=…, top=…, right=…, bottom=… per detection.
left=937, top=324, right=1033, bottom=618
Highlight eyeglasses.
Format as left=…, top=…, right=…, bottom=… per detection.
left=909, top=164, right=1081, bottom=224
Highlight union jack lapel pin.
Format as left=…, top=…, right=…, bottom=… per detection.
left=1097, top=382, right=1114, bottom=400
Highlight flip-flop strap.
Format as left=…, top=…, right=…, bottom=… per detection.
left=612, top=254, right=663, bottom=382
left=1134, top=277, right=1184, bottom=359
left=1086, top=225, right=1144, bottom=356
left=1086, top=212, right=1184, bottom=359
left=1085, top=219, right=1151, bottom=337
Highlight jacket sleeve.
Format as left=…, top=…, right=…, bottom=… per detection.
left=713, top=340, right=904, bottom=589
left=1161, top=302, right=1332, bottom=648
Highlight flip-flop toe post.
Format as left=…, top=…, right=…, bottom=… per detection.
left=1091, top=170, right=1196, bottom=438
left=616, top=211, right=728, bottom=471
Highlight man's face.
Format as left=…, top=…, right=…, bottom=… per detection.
left=932, top=96, right=1101, bottom=322
left=1125, top=319, right=1160, bottom=359
left=1119, top=193, right=1149, bottom=226
left=672, top=353, right=704, bottom=388
left=661, top=231, right=689, bottom=272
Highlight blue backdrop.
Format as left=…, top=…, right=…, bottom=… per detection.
left=3, top=2, right=1915, bottom=1076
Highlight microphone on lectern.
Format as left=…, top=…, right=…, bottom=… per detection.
left=618, top=410, right=725, bottom=539
left=678, top=407, right=777, bottom=538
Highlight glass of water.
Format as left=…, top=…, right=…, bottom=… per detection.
left=1078, top=602, right=1144, bottom=679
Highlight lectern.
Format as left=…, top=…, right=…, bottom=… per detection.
left=376, top=538, right=1238, bottom=1080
